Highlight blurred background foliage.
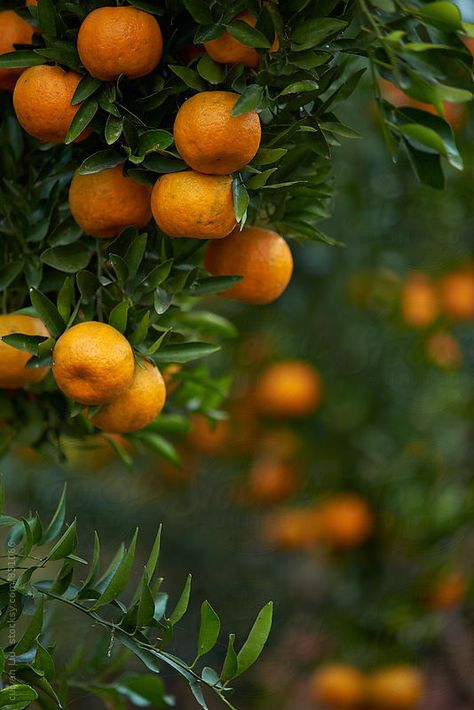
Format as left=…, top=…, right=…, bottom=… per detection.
left=3, top=72, right=474, bottom=708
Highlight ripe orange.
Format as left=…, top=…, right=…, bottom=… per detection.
left=255, top=361, right=322, bottom=417
left=400, top=272, right=439, bottom=327
left=0, top=10, right=35, bottom=92
left=13, top=65, right=91, bottom=143
left=366, top=666, right=424, bottom=710
left=310, top=665, right=367, bottom=710
left=427, top=571, right=467, bottom=610
left=69, top=165, right=152, bottom=238
left=263, top=507, right=322, bottom=550
left=0, top=314, right=49, bottom=388
left=77, top=7, right=163, bottom=81
left=379, top=79, right=467, bottom=132
left=204, top=226, right=293, bottom=304
left=151, top=171, right=236, bottom=239
left=439, top=270, right=474, bottom=321
left=52, top=321, right=135, bottom=405
left=174, top=91, right=261, bottom=175
left=318, top=494, right=374, bottom=549
left=26, top=0, right=37, bottom=4
left=246, top=458, right=299, bottom=505
left=91, top=360, right=166, bottom=434
left=426, top=331, right=462, bottom=369
left=187, top=414, right=230, bottom=455
left=204, top=11, right=278, bottom=68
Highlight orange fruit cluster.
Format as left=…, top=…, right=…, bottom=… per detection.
left=2, top=4, right=294, bottom=306
left=52, top=321, right=165, bottom=434
left=310, top=663, right=425, bottom=710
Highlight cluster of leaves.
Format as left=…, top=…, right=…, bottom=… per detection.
left=0, top=0, right=473, bottom=457
left=0, top=483, right=272, bottom=709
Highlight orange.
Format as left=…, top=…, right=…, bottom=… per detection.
left=13, top=65, right=91, bottom=143
left=204, top=11, right=278, bottom=68
left=263, top=507, right=322, bottom=550
left=160, top=445, right=198, bottom=486
left=77, top=7, right=163, bottom=81
left=379, top=79, right=467, bottom=132
left=187, top=414, right=230, bottom=455
left=52, top=321, right=135, bottom=405
left=367, top=666, right=424, bottom=710
left=151, top=171, right=236, bottom=239
left=0, top=314, right=49, bottom=388
left=400, top=272, right=439, bottom=327
left=204, top=226, right=293, bottom=304
left=0, top=10, right=35, bottom=92
left=439, top=270, right=474, bottom=321
left=174, top=91, right=261, bottom=175
left=255, top=361, right=322, bottom=417
left=427, top=571, right=467, bottom=610
left=69, top=165, right=152, bottom=238
left=91, top=360, right=166, bottom=434
left=426, top=331, right=462, bottom=369
left=246, top=458, right=299, bottom=505
left=318, top=495, right=374, bottom=549
left=310, top=665, right=367, bottom=710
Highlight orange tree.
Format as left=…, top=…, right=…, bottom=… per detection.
left=0, top=1, right=474, bottom=708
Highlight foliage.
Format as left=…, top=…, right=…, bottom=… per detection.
left=0, top=0, right=473, bottom=459
left=0, top=483, right=272, bottom=709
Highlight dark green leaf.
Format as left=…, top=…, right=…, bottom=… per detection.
left=29, top=288, right=65, bottom=338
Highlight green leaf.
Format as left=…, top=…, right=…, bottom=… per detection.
left=152, top=342, right=220, bottom=364
left=105, top=114, right=124, bottom=145
left=246, top=168, right=278, bottom=189
left=41, top=483, right=67, bottom=545
left=417, top=1, right=462, bottom=31
left=0, top=51, right=45, bottom=68
left=57, top=276, right=75, bottom=323
left=184, top=275, right=243, bottom=296
left=253, top=147, right=288, bottom=165
left=15, top=598, right=44, bottom=655
left=47, top=520, right=77, bottom=561
left=37, top=0, right=57, bottom=39
left=227, top=19, right=271, bottom=48
left=291, top=18, right=347, bottom=50
left=236, top=602, right=273, bottom=676
left=139, top=129, right=174, bottom=155
left=29, top=288, right=65, bottom=338
left=169, top=65, right=206, bottom=91
left=65, top=98, right=98, bottom=145
left=79, top=150, right=123, bottom=174
left=133, top=432, right=180, bottom=464
left=169, top=574, right=192, bottom=625
left=232, top=179, right=249, bottom=224
left=35, top=643, right=55, bottom=682
left=280, top=80, right=319, bottom=95
left=0, top=684, right=38, bottom=708
left=108, top=301, right=129, bottom=334
left=178, top=311, right=238, bottom=339
left=232, top=85, right=265, bottom=115
left=71, top=75, right=102, bottom=105
left=1, top=334, right=47, bottom=355
left=78, top=531, right=100, bottom=593
left=183, top=0, right=213, bottom=23
left=144, top=526, right=162, bottom=584
left=197, top=601, right=221, bottom=660
left=40, top=243, right=92, bottom=273
left=91, top=530, right=138, bottom=610
left=197, top=54, right=225, bottom=84
left=220, top=634, right=238, bottom=682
